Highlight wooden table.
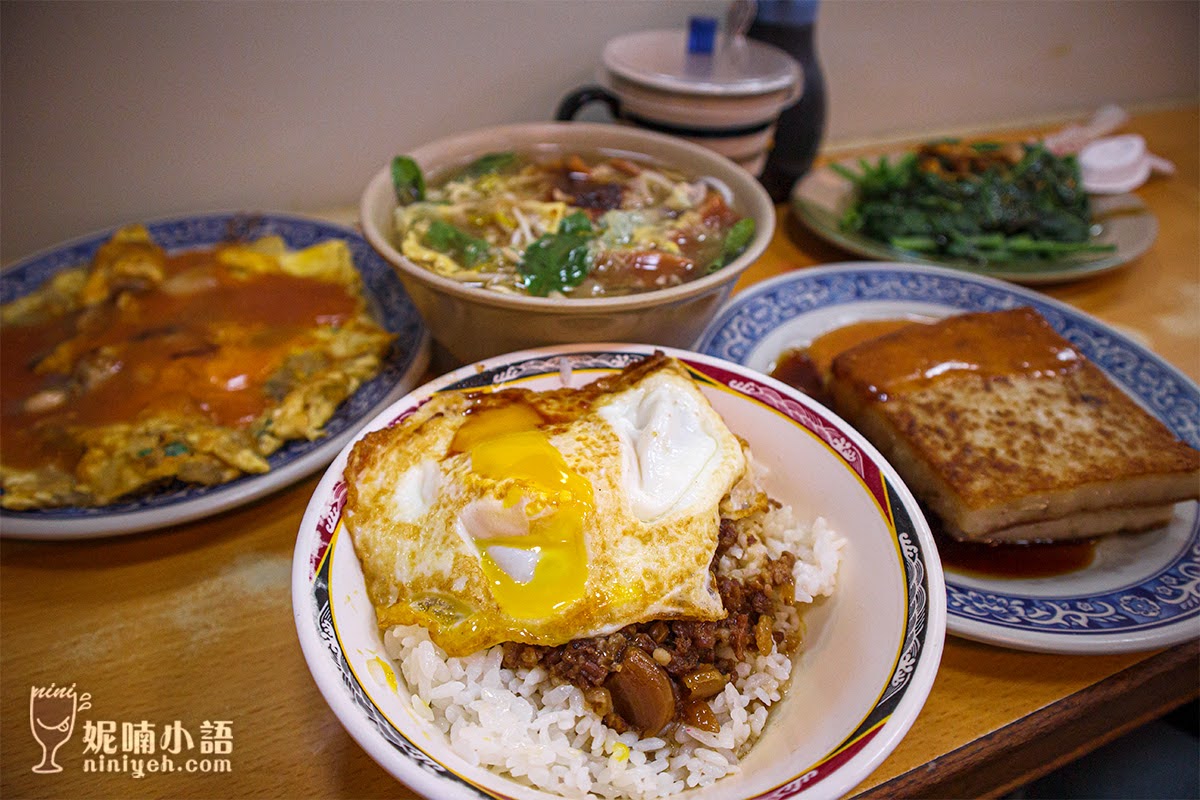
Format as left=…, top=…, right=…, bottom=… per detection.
left=2, top=105, right=1197, bottom=799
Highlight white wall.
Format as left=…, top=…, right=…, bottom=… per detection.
left=820, top=0, right=1199, bottom=144
left=3, top=0, right=1196, bottom=263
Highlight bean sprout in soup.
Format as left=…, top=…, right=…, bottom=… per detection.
left=390, top=150, right=755, bottom=298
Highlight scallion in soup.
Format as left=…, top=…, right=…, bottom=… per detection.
left=391, top=151, right=755, bottom=297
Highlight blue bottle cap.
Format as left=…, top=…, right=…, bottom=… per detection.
left=687, top=16, right=717, bottom=55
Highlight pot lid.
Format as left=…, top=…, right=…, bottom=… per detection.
left=602, top=28, right=801, bottom=97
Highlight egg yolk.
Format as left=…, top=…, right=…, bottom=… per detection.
left=449, top=401, right=545, bottom=454
left=456, top=404, right=592, bottom=620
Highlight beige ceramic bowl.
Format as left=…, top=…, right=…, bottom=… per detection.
left=359, top=122, right=774, bottom=364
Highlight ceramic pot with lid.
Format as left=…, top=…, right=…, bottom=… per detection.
left=556, top=24, right=802, bottom=176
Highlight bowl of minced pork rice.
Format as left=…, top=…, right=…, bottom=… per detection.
left=292, top=343, right=946, bottom=800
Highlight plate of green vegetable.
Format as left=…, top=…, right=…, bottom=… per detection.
left=791, top=140, right=1158, bottom=284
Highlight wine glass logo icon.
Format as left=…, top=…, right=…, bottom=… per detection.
left=29, top=684, right=91, bottom=774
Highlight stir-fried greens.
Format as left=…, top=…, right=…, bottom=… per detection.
left=834, top=140, right=1116, bottom=264
left=390, top=151, right=754, bottom=297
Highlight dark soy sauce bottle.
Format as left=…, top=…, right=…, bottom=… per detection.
left=749, top=0, right=826, bottom=201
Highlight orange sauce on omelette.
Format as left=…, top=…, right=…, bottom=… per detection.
left=1, top=247, right=358, bottom=472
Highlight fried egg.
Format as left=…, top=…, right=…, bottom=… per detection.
left=343, top=354, right=748, bottom=656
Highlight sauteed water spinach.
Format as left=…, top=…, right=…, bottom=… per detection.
left=834, top=140, right=1116, bottom=264
left=390, top=151, right=754, bottom=297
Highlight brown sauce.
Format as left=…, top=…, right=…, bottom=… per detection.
left=770, top=318, right=926, bottom=400
left=806, top=319, right=922, bottom=380
left=1, top=246, right=359, bottom=472
left=769, top=349, right=826, bottom=400
left=836, top=307, right=1083, bottom=402
left=932, top=524, right=1097, bottom=579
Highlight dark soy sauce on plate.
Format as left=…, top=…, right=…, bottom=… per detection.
left=931, top=521, right=1098, bottom=579
left=769, top=348, right=826, bottom=401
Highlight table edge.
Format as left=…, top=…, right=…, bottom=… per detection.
left=851, top=641, right=1200, bottom=799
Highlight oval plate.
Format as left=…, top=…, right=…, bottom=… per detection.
left=292, top=343, right=945, bottom=800
left=0, top=212, right=430, bottom=539
left=697, top=262, right=1200, bottom=654
left=791, top=153, right=1158, bottom=285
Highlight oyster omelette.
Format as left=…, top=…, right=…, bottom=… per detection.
left=1, top=224, right=393, bottom=510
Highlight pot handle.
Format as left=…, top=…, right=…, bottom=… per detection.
left=555, top=85, right=621, bottom=121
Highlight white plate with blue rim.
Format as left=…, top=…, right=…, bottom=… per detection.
left=292, top=343, right=945, bottom=800
left=696, top=262, right=1200, bottom=654
left=0, top=212, right=430, bottom=539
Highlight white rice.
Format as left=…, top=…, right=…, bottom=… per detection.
left=383, top=505, right=844, bottom=799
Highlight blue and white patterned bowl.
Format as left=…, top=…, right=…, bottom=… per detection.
left=697, top=262, right=1200, bottom=654
left=292, top=343, right=946, bottom=800
left=0, top=212, right=430, bottom=539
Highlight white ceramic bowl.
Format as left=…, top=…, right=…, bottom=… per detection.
left=292, top=343, right=946, bottom=800
left=360, top=123, right=775, bottom=365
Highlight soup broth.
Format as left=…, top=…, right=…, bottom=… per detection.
left=391, top=149, right=754, bottom=298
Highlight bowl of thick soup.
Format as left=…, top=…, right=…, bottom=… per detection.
left=360, top=123, right=774, bottom=364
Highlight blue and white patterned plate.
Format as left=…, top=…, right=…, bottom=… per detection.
left=697, top=262, right=1200, bottom=654
left=0, top=212, right=430, bottom=539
